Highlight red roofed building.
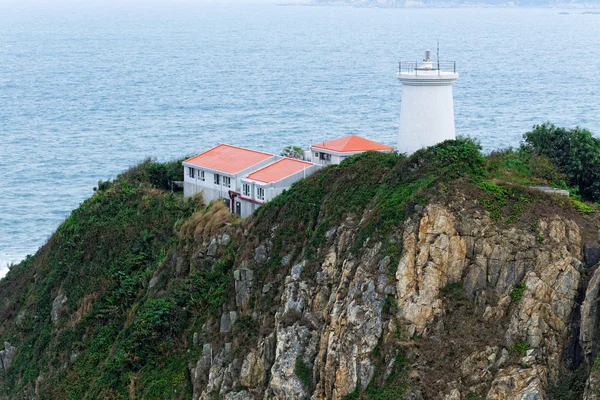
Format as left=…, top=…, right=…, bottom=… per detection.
left=182, top=135, right=392, bottom=217
left=309, top=134, right=394, bottom=166
left=237, top=158, right=319, bottom=217
left=182, top=144, right=275, bottom=206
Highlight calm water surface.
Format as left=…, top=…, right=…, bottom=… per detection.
left=1, top=3, right=599, bottom=277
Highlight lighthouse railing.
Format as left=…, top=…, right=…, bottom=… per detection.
left=398, top=61, right=456, bottom=75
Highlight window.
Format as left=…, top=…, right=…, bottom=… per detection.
left=223, top=176, right=231, bottom=188
left=257, top=187, right=265, bottom=201
left=243, top=183, right=250, bottom=197
left=214, top=174, right=220, bottom=185
left=314, top=152, right=319, bottom=158
left=188, top=167, right=195, bottom=178
left=199, top=170, right=205, bottom=181
left=320, top=153, right=331, bottom=161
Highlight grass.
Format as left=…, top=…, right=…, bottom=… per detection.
left=478, top=181, right=533, bottom=224
left=508, top=342, right=529, bottom=354
left=572, top=199, right=597, bottom=214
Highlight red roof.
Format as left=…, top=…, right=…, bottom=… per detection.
left=246, top=158, right=313, bottom=183
left=312, top=135, right=393, bottom=153
left=184, top=144, right=273, bottom=175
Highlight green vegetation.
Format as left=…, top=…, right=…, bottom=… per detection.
left=0, top=160, right=206, bottom=398
left=365, top=352, right=408, bottom=400
left=522, top=123, right=600, bottom=202
left=294, top=358, right=313, bottom=391
left=547, top=367, right=588, bottom=400
left=486, top=148, right=565, bottom=187
left=573, top=199, right=597, bottom=214
left=510, top=282, right=527, bottom=302
left=508, top=342, right=530, bottom=354
left=440, top=282, right=466, bottom=302
left=281, top=145, right=305, bottom=159
left=478, top=181, right=532, bottom=224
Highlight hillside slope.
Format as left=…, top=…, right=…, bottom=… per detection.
left=1, top=141, right=600, bottom=399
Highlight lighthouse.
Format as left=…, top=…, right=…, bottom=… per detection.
left=397, top=50, right=459, bottom=155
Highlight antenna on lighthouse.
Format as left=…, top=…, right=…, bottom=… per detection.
left=437, top=40, right=440, bottom=70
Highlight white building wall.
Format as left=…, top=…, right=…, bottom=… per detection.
left=182, top=156, right=276, bottom=206
left=397, top=73, right=458, bottom=155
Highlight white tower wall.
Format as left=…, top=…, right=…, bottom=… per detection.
left=397, top=53, right=458, bottom=155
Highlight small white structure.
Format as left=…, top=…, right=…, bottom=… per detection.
left=397, top=50, right=459, bottom=155
left=308, top=134, right=394, bottom=166
left=182, top=144, right=275, bottom=208
left=237, top=158, right=320, bottom=217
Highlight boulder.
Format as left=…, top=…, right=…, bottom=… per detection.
left=0, top=342, right=17, bottom=372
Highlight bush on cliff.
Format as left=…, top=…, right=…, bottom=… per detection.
left=522, top=123, right=600, bottom=202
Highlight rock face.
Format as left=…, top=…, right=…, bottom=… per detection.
left=187, top=201, right=598, bottom=399
left=234, top=267, right=254, bottom=311
left=0, top=342, right=17, bottom=372
left=51, top=293, right=68, bottom=325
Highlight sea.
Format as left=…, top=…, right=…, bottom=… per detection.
left=1, top=2, right=600, bottom=278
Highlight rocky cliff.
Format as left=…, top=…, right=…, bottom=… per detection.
left=1, top=141, right=600, bottom=399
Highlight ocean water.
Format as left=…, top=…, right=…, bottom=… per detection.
left=1, top=3, right=599, bottom=277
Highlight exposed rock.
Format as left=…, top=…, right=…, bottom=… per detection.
left=584, top=369, right=600, bottom=400
left=262, top=283, right=272, bottom=294
left=220, top=311, right=237, bottom=334
left=240, top=350, right=265, bottom=388
left=148, top=275, right=160, bottom=289
left=280, top=254, right=292, bottom=266
left=218, top=233, right=231, bottom=246
left=15, top=310, right=26, bottom=328
left=585, top=245, right=600, bottom=268
left=486, top=365, right=547, bottom=399
left=580, top=265, right=600, bottom=361
left=396, top=205, right=468, bottom=336
left=224, top=390, right=253, bottom=400
left=51, top=293, right=68, bottom=325
left=190, top=344, right=213, bottom=397
left=254, top=245, right=268, bottom=264
left=207, top=238, right=218, bottom=257
left=444, top=389, right=461, bottom=400
left=0, top=342, right=17, bottom=372
left=234, top=268, right=254, bottom=310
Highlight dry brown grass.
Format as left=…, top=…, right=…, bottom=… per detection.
left=67, top=292, right=98, bottom=327
left=179, top=199, right=234, bottom=240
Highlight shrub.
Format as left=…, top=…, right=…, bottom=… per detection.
left=281, top=145, right=305, bottom=160
left=409, top=137, right=486, bottom=180
left=294, top=358, right=313, bottom=391
left=572, top=199, right=597, bottom=214
left=511, top=282, right=527, bottom=301
left=522, top=123, right=600, bottom=202
left=508, top=342, right=529, bottom=354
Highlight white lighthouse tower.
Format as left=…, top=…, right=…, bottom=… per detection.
left=397, top=50, right=458, bottom=154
